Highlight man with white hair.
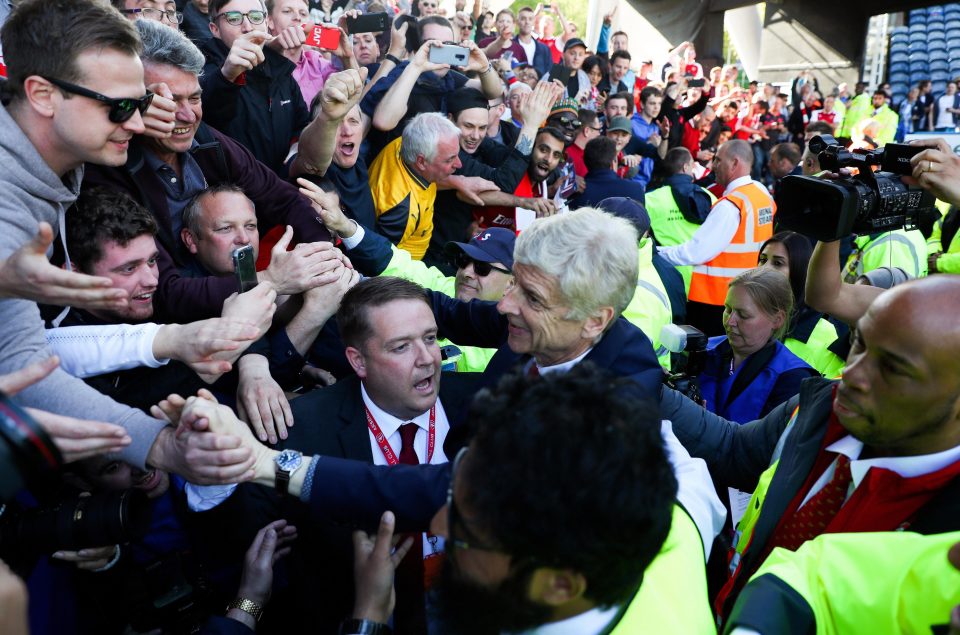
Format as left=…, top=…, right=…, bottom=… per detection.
left=368, top=112, right=463, bottom=260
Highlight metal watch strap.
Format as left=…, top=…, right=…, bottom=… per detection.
left=227, top=597, right=263, bottom=622
left=338, top=618, right=393, bottom=635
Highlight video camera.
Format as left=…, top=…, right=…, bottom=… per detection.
left=661, top=324, right=708, bottom=404
left=0, top=391, right=63, bottom=503
left=775, top=135, right=937, bottom=242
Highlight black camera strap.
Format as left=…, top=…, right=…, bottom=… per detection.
left=722, top=341, right=778, bottom=413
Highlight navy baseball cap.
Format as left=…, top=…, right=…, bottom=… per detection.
left=597, top=197, right=651, bottom=237
left=445, top=227, right=516, bottom=270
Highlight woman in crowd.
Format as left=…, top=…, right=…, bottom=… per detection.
left=757, top=231, right=846, bottom=377
left=699, top=268, right=817, bottom=423
left=580, top=55, right=610, bottom=111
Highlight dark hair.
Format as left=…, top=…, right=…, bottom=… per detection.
left=583, top=137, right=618, bottom=172
left=639, top=86, right=662, bottom=105
left=771, top=142, right=801, bottom=165
left=581, top=55, right=608, bottom=78
left=578, top=109, right=598, bottom=128
left=338, top=277, right=431, bottom=349
left=209, top=0, right=266, bottom=18
left=1, top=0, right=142, bottom=99
left=417, top=15, right=454, bottom=44
left=536, top=125, right=569, bottom=146
left=67, top=188, right=158, bottom=274
left=758, top=231, right=813, bottom=307
left=754, top=100, right=769, bottom=112
left=611, top=30, right=628, bottom=40
left=610, top=50, right=632, bottom=64
left=804, top=121, right=834, bottom=137
left=462, top=364, right=677, bottom=607
left=663, top=147, right=693, bottom=175
left=606, top=91, right=634, bottom=116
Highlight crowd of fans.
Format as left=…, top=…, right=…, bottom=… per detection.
left=0, top=0, right=959, bottom=634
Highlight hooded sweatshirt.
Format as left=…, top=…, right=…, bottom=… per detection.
left=0, top=99, right=166, bottom=469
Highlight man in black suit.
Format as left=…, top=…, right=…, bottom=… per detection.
left=190, top=277, right=479, bottom=634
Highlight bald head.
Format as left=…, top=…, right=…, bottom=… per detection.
left=837, top=276, right=960, bottom=457
left=713, top=139, right=753, bottom=187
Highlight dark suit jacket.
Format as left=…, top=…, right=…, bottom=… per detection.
left=302, top=292, right=665, bottom=533
left=570, top=168, right=648, bottom=209
left=192, top=373, right=481, bottom=634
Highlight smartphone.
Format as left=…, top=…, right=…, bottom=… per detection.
left=304, top=24, right=340, bottom=50
left=232, top=245, right=258, bottom=293
left=548, top=64, right=573, bottom=85
left=346, top=12, right=390, bottom=34
left=688, top=78, right=706, bottom=88
left=394, top=14, right=420, bottom=53
left=429, top=44, right=470, bottom=66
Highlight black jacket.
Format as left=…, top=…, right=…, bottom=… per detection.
left=199, top=38, right=311, bottom=176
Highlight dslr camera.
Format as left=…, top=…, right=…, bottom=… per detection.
left=661, top=324, right=708, bottom=404
left=776, top=135, right=937, bottom=242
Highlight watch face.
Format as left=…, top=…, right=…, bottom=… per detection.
left=276, top=449, right=303, bottom=472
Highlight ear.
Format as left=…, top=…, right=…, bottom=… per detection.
left=580, top=306, right=615, bottom=341
left=344, top=345, right=367, bottom=378
left=180, top=228, right=200, bottom=255
left=526, top=567, right=588, bottom=607
left=209, top=19, right=220, bottom=38
left=415, top=155, right=429, bottom=173
left=771, top=310, right=786, bottom=334
left=22, top=76, right=59, bottom=120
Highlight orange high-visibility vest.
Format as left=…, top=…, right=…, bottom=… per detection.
left=688, top=181, right=775, bottom=306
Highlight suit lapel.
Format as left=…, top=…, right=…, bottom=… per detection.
left=336, top=377, right=375, bottom=463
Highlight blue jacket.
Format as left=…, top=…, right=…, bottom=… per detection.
left=571, top=168, right=647, bottom=209
left=699, top=337, right=816, bottom=423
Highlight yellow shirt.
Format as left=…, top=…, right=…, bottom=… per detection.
left=368, top=136, right=437, bottom=260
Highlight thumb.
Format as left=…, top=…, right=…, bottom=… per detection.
left=29, top=222, right=56, bottom=255
left=154, top=82, right=174, bottom=101
left=272, top=226, right=294, bottom=254
left=359, top=66, right=369, bottom=83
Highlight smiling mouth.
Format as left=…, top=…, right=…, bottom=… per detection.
left=172, top=126, right=192, bottom=135
left=132, top=292, right=154, bottom=302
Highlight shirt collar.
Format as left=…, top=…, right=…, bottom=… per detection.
left=531, top=347, right=594, bottom=376
left=507, top=605, right=620, bottom=635
left=143, top=139, right=200, bottom=172
left=826, top=435, right=960, bottom=488
left=723, top=174, right=754, bottom=194
left=360, top=382, right=435, bottom=438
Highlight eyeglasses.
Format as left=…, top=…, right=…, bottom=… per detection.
left=44, top=77, right=154, bottom=124
left=119, top=7, right=184, bottom=24
left=554, top=117, right=581, bottom=129
left=588, top=125, right=603, bottom=132
left=455, top=252, right=511, bottom=277
left=214, top=9, right=267, bottom=25
left=446, top=447, right=500, bottom=552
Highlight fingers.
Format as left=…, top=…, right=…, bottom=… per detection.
left=242, top=391, right=268, bottom=442
left=0, top=356, right=60, bottom=395
left=272, top=225, right=295, bottom=254
left=372, top=511, right=397, bottom=561
left=28, top=222, right=56, bottom=255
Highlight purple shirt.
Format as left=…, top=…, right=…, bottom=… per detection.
left=294, top=49, right=337, bottom=109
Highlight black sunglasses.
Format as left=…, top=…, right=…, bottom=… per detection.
left=455, top=252, right=511, bottom=277
left=45, top=77, right=154, bottom=124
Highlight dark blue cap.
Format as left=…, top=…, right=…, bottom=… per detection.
left=597, top=197, right=650, bottom=238
left=445, top=227, right=516, bottom=270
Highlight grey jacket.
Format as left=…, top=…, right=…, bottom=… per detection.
left=0, top=101, right=166, bottom=468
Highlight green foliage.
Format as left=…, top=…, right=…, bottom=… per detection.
left=508, top=0, right=588, bottom=37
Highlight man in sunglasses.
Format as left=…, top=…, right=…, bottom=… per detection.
left=199, top=0, right=311, bottom=176
left=0, top=0, right=256, bottom=493
left=112, top=0, right=183, bottom=31
left=83, top=19, right=334, bottom=323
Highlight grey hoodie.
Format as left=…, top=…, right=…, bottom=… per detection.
left=0, top=100, right=166, bottom=468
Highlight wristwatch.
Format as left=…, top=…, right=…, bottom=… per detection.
left=227, top=597, right=264, bottom=622
left=274, top=449, right=303, bottom=495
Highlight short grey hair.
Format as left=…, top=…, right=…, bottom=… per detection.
left=400, top=112, right=461, bottom=164
left=136, top=18, right=205, bottom=75
left=514, top=207, right=639, bottom=321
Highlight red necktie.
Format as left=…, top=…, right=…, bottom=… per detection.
left=528, top=362, right=540, bottom=377
left=769, top=454, right=853, bottom=552
left=394, top=423, right=426, bottom=635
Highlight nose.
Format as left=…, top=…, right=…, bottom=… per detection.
left=142, top=262, right=159, bottom=290
left=840, top=347, right=870, bottom=392
left=497, top=283, right=518, bottom=316
left=234, top=229, right=250, bottom=245
left=123, top=109, right=146, bottom=134
left=452, top=155, right=463, bottom=170
left=177, top=102, right=197, bottom=124
left=428, top=504, right=449, bottom=539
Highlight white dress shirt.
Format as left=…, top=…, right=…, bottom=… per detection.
left=510, top=605, right=621, bottom=635
left=658, top=175, right=758, bottom=266
left=362, top=383, right=450, bottom=558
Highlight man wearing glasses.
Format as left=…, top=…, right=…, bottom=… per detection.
left=0, top=0, right=254, bottom=496
left=200, top=0, right=311, bottom=176
left=112, top=0, right=183, bottom=30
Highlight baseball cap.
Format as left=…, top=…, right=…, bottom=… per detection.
left=563, top=38, right=586, bottom=52
left=445, top=227, right=517, bottom=270
left=448, top=87, right=489, bottom=118
left=607, top=116, right=632, bottom=134
left=597, top=197, right=650, bottom=237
